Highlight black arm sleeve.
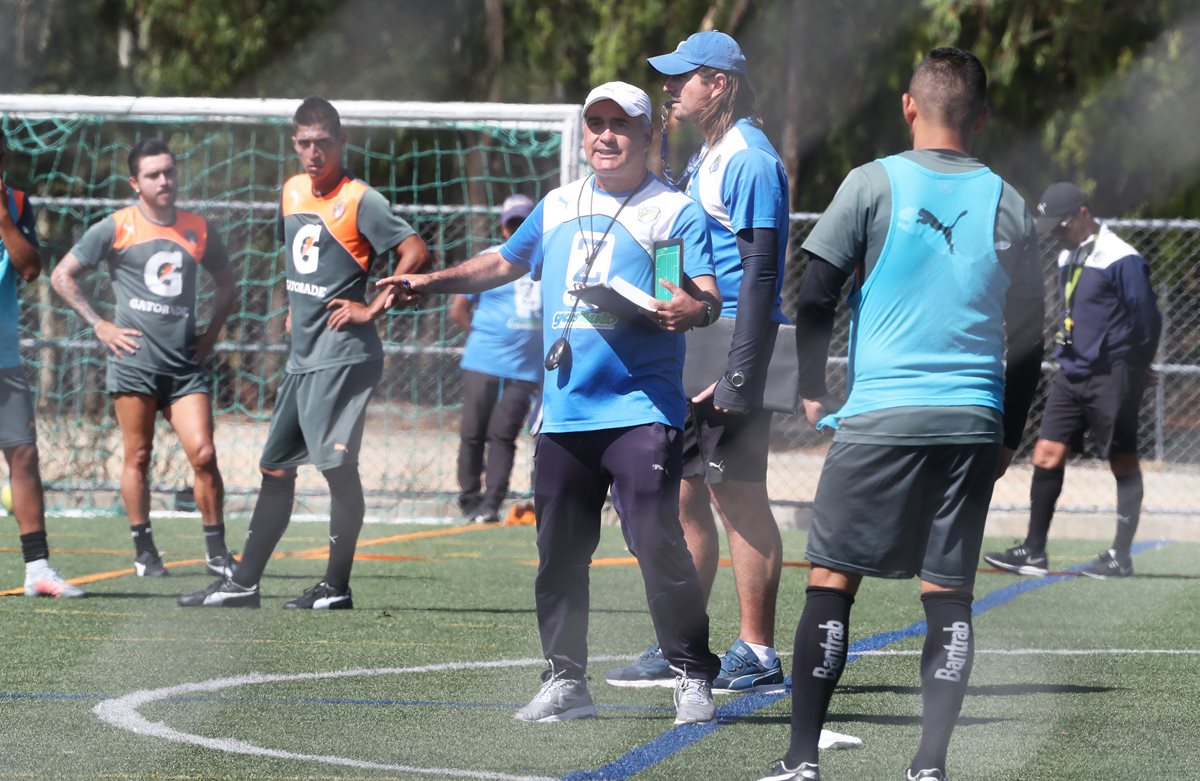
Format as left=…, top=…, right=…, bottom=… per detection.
left=714, top=227, right=780, bottom=412
left=792, top=254, right=850, bottom=399
left=1002, top=287, right=1047, bottom=450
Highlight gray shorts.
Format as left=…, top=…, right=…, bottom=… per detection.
left=106, top=360, right=209, bottom=408
left=260, top=360, right=382, bottom=472
left=0, top=366, right=37, bottom=448
left=806, top=440, right=1001, bottom=588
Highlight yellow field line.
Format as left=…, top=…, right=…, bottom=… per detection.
left=1, top=523, right=491, bottom=596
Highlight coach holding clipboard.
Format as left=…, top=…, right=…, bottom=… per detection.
left=606, top=31, right=793, bottom=695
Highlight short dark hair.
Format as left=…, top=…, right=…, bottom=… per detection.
left=293, top=96, right=342, bottom=137
left=909, top=47, right=988, bottom=133
left=128, top=137, right=175, bottom=177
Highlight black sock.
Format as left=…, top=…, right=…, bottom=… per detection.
left=130, top=523, right=157, bottom=556
left=233, top=472, right=296, bottom=588
left=784, top=586, right=854, bottom=767
left=1112, top=471, right=1143, bottom=556
left=322, top=463, right=364, bottom=593
left=20, top=531, right=49, bottom=564
left=911, top=591, right=975, bottom=773
left=1024, top=466, right=1064, bottom=552
left=203, top=522, right=227, bottom=558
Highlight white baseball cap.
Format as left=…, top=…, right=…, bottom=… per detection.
left=582, top=81, right=652, bottom=121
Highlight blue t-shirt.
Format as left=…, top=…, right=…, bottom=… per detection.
left=0, top=189, right=39, bottom=369
left=461, top=248, right=543, bottom=383
left=687, top=117, right=788, bottom=323
left=499, top=174, right=715, bottom=434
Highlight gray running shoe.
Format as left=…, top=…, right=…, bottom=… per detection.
left=604, top=641, right=674, bottom=688
left=672, top=670, right=715, bottom=725
left=759, top=760, right=820, bottom=780
left=514, top=668, right=597, bottom=722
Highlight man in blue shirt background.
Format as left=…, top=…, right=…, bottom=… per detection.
left=449, top=194, right=541, bottom=524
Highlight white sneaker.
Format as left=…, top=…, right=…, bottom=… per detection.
left=672, top=668, right=715, bottom=725
left=24, top=560, right=86, bottom=598
left=513, top=666, right=597, bottom=722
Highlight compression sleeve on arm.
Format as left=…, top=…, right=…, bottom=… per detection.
left=1002, top=287, right=1046, bottom=451
left=792, top=254, right=849, bottom=400
left=714, top=227, right=780, bottom=412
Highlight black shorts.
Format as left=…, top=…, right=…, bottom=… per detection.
left=0, top=366, right=37, bottom=448
left=681, top=402, right=772, bottom=483
left=1039, top=361, right=1145, bottom=457
left=806, top=440, right=1001, bottom=588
left=260, top=360, right=382, bottom=472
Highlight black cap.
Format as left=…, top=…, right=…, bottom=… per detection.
left=1034, top=181, right=1088, bottom=235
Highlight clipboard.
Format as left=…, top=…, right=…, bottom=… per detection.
left=684, top=318, right=800, bottom=413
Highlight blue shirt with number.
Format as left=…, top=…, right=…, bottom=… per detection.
left=499, top=174, right=715, bottom=433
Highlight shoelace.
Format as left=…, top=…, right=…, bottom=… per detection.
left=533, top=675, right=575, bottom=703
left=676, top=676, right=710, bottom=704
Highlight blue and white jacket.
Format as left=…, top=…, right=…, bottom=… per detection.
left=1054, top=223, right=1161, bottom=377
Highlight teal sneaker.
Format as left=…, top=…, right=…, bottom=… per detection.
left=604, top=641, right=674, bottom=688
left=713, top=639, right=785, bottom=693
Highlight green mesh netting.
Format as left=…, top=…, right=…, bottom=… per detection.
left=2, top=109, right=566, bottom=518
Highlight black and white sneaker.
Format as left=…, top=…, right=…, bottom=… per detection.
left=1080, top=548, right=1133, bottom=580
left=983, top=544, right=1048, bottom=576
left=205, top=550, right=238, bottom=578
left=134, top=550, right=169, bottom=577
left=284, top=580, right=353, bottom=610
left=758, top=760, right=820, bottom=780
left=907, top=768, right=948, bottom=780
left=177, top=577, right=260, bottom=608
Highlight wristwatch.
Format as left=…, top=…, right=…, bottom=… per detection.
left=724, top=370, right=746, bottom=389
left=700, top=301, right=716, bottom=327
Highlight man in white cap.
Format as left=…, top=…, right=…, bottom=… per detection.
left=380, top=81, right=725, bottom=725
left=448, top=194, right=542, bottom=524
left=607, top=30, right=790, bottom=694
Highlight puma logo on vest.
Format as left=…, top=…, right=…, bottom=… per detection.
left=917, top=208, right=968, bottom=254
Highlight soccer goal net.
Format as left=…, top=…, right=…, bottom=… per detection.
left=0, top=95, right=581, bottom=519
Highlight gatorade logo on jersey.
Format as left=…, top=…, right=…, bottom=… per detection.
left=143, top=251, right=184, bottom=297
left=292, top=223, right=323, bottom=274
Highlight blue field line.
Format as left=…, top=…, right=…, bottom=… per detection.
left=563, top=538, right=1170, bottom=781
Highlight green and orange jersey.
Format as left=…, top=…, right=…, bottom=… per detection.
left=70, top=205, right=230, bottom=373
left=276, top=171, right=416, bottom=373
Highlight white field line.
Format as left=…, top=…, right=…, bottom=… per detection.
left=93, top=657, right=637, bottom=781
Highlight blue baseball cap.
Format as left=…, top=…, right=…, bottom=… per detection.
left=648, top=31, right=747, bottom=76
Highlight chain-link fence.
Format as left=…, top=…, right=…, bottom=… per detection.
left=4, top=96, right=1197, bottom=519
left=774, top=214, right=1200, bottom=518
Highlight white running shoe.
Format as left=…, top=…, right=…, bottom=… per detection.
left=24, top=560, right=85, bottom=598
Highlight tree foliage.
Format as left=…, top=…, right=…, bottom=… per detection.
left=1, top=0, right=1197, bottom=216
